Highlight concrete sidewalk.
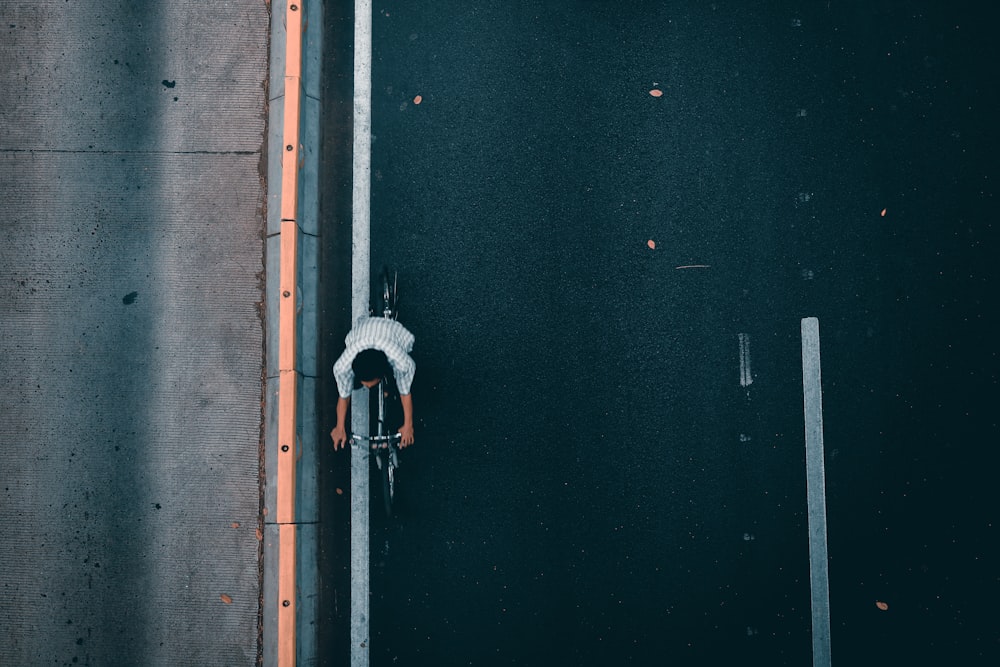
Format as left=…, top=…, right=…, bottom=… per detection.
left=1, top=2, right=268, bottom=663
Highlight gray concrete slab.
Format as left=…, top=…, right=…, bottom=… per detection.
left=264, top=220, right=320, bottom=380
left=266, top=83, right=321, bottom=238
left=0, top=1, right=267, bottom=664
left=268, top=0, right=322, bottom=103
left=263, top=522, right=318, bottom=667
left=264, top=374, right=319, bottom=524
left=1, top=1, right=267, bottom=153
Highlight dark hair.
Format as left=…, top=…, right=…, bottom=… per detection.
left=352, top=348, right=390, bottom=382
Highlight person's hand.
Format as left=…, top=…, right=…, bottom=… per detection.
left=397, top=423, right=414, bottom=448
left=330, top=426, right=348, bottom=450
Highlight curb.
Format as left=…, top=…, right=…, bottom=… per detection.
left=262, top=1, right=323, bottom=665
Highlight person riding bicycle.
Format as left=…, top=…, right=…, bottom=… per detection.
left=329, top=316, right=416, bottom=450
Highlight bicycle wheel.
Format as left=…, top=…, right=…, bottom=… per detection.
left=379, top=268, right=398, bottom=320
left=381, top=271, right=390, bottom=316
left=379, top=450, right=394, bottom=518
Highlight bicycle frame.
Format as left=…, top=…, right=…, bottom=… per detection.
left=348, top=268, right=404, bottom=517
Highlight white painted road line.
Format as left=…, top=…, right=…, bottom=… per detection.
left=801, top=317, right=832, bottom=667
left=738, top=332, right=753, bottom=387
left=351, top=1, right=373, bottom=665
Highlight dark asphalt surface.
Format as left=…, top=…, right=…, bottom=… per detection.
left=319, top=2, right=997, bottom=665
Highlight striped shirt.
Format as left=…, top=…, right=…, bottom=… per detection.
left=333, top=316, right=416, bottom=398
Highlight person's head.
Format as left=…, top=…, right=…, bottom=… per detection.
left=353, top=348, right=390, bottom=388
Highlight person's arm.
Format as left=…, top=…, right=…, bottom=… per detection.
left=330, top=395, right=350, bottom=450
left=398, top=393, right=414, bottom=447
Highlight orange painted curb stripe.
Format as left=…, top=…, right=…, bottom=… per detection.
left=276, top=370, right=298, bottom=525
left=280, top=79, right=302, bottom=223
left=285, top=2, right=303, bottom=79
left=277, top=2, right=306, bottom=666
left=277, top=218, right=298, bottom=527
left=278, top=219, right=299, bottom=373
left=278, top=524, right=297, bottom=666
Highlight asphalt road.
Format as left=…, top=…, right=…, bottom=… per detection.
left=319, top=2, right=997, bottom=665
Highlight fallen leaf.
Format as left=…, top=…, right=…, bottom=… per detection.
left=336, top=487, right=344, bottom=495
left=255, top=528, right=263, bottom=541
left=649, top=89, right=663, bottom=97
left=413, top=95, right=423, bottom=105
left=231, top=522, right=240, bottom=529
left=880, top=208, right=887, bottom=217
left=220, top=594, right=233, bottom=604
left=647, top=239, right=656, bottom=249
left=876, top=601, right=888, bottom=611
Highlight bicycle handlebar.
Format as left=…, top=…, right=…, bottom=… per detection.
left=351, top=433, right=403, bottom=445
left=350, top=433, right=402, bottom=443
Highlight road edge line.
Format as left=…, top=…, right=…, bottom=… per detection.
left=350, top=2, right=373, bottom=666
left=801, top=317, right=833, bottom=667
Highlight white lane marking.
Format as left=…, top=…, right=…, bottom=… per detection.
left=738, top=333, right=753, bottom=387
left=351, top=1, right=373, bottom=666
left=801, top=317, right=832, bottom=667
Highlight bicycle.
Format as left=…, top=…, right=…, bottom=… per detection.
left=350, top=269, right=405, bottom=518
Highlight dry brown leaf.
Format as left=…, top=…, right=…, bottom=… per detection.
left=876, top=601, right=888, bottom=611
left=255, top=528, right=263, bottom=541
left=647, top=239, right=656, bottom=249
left=413, top=95, right=423, bottom=105
left=880, top=208, right=887, bottom=217
left=336, top=488, right=344, bottom=495
left=649, top=89, right=663, bottom=97
left=220, top=594, right=233, bottom=604
left=231, top=522, right=240, bottom=529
